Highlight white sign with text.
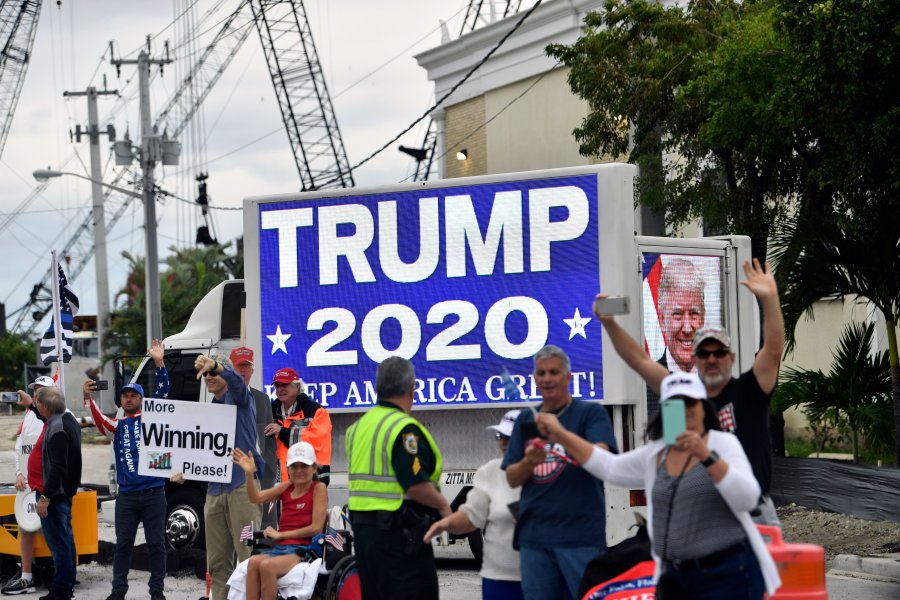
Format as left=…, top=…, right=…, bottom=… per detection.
left=137, top=397, right=236, bottom=483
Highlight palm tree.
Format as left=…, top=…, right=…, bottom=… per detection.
left=106, top=244, right=238, bottom=360
left=775, top=322, right=892, bottom=462
left=771, top=202, right=900, bottom=464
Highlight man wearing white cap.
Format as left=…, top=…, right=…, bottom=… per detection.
left=595, top=258, right=785, bottom=524
left=1, top=376, right=53, bottom=595
left=425, top=410, right=524, bottom=600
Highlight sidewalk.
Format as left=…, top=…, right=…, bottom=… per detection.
left=831, top=553, right=900, bottom=584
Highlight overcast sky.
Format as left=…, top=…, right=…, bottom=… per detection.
left=0, top=0, right=479, bottom=334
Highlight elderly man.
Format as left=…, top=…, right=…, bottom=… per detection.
left=656, top=258, right=706, bottom=373
left=1, top=377, right=52, bottom=595
left=502, top=345, right=617, bottom=600
left=597, top=258, right=784, bottom=524
left=34, top=386, right=82, bottom=600
left=229, top=346, right=278, bottom=528
left=265, top=367, right=331, bottom=486
left=346, top=357, right=451, bottom=600
left=85, top=339, right=169, bottom=600
left=194, top=354, right=264, bottom=600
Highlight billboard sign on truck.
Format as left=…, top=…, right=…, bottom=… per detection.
left=253, top=171, right=634, bottom=411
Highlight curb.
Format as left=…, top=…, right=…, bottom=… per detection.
left=831, top=553, right=900, bottom=584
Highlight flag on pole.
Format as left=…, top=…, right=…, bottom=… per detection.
left=500, top=367, right=521, bottom=402
left=39, top=261, right=79, bottom=365
left=325, top=526, right=346, bottom=552
left=239, top=523, right=254, bottom=543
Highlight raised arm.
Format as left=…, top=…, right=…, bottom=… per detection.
left=267, top=483, right=328, bottom=542
left=232, top=447, right=286, bottom=505
left=149, top=339, right=170, bottom=399
left=595, top=294, right=668, bottom=394
left=741, top=260, right=784, bottom=394
left=83, top=380, right=117, bottom=439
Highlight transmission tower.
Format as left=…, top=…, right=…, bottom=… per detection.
left=459, top=0, right=522, bottom=36
left=0, top=0, right=42, bottom=159
left=250, top=0, right=354, bottom=191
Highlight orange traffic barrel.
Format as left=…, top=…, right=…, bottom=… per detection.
left=758, top=525, right=827, bottom=599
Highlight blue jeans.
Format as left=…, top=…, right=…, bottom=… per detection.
left=40, top=497, right=76, bottom=595
left=482, top=577, right=524, bottom=600
left=661, top=544, right=765, bottom=599
left=519, top=545, right=603, bottom=600
left=112, top=487, right=167, bottom=595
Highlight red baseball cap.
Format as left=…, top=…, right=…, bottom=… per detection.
left=272, top=368, right=300, bottom=385
left=230, top=346, right=254, bottom=366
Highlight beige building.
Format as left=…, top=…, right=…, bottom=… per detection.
left=416, top=0, right=895, bottom=444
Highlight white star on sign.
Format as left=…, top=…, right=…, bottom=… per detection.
left=267, top=325, right=291, bottom=355
left=563, top=308, right=591, bottom=340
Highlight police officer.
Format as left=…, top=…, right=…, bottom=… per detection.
left=346, top=356, right=451, bottom=600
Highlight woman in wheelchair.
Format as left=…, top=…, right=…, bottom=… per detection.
left=233, top=441, right=327, bottom=600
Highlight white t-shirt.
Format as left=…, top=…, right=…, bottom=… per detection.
left=15, top=409, right=44, bottom=480
left=459, top=457, right=521, bottom=582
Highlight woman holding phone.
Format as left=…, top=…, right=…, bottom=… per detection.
left=535, top=373, right=780, bottom=599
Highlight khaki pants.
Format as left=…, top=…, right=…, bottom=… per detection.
left=204, top=482, right=262, bottom=600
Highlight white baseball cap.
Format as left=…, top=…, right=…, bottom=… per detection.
left=486, top=409, right=521, bottom=437
left=28, top=376, right=55, bottom=390
left=286, top=441, right=316, bottom=467
left=661, top=372, right=707, bottom=402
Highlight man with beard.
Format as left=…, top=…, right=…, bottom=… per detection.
left=595, top=258, right=784, bottom=524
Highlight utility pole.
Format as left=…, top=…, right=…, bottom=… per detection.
left=111, top=42, right=177, bottom=345
left=63, top=84, right=117, bottom=358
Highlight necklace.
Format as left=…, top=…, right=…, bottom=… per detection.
left=539, top=399, right=573, bottom=418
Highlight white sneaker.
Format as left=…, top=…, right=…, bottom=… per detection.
left=1, top=578, right=36, bottom=595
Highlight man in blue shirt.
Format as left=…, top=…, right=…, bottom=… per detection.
left=194, top=354, right=264, bottom=600
left=85, top=339, right=170, bottom=600
left=502, top=345, right=616, bottom=600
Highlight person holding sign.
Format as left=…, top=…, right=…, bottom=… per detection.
left=232, top=442, right=327, bottom=600
left=84, top=339, right=170, bottom=600
left=264, top=368, right=332, bottom=487
left=195, top=354, right=264, bottom=600
left=535, top=373, right=780, bottom=599
left=1, top=379, right=49, bottom=596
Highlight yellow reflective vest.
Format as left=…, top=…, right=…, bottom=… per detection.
left=346, top=403, right=442, bottom=512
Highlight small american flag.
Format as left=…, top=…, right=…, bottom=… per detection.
left=325, top=526, right=345, bottom=552
left=239, top=523, right=253, bottom=543
left=717, top=403, right=736, bottom=433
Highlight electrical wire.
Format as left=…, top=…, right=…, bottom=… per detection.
left=399, top=63, right=556, bottom=183
left=331, top=0, right=545, bottom=183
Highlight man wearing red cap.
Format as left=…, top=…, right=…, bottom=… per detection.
left=229, top=346, right=278, bottom=529
left=264, top=368, right=332, bottom=486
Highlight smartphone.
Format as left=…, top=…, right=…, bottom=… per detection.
left=519, top=420, right=545, bottom=441
left=94, top=380, right=109, bottom=391
left=0, top=391, right=18, bottom=403
left=661, top=399, right=686, bottom=446
left=593, top=296, right=630, bottom=316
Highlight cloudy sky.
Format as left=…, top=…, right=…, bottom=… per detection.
left=1, top=0, right=482, bottom=334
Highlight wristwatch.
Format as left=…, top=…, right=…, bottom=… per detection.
left=38, top=495, right=49, bottom=504
left=701, top=450, right=720, bottom=468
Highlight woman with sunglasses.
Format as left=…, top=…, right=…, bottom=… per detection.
left=424, top=410, right=524, bottom=600
left=536, top=373, right=780, bottom=599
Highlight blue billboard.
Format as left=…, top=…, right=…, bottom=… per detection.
left=257, top=174, right=605, bottom=410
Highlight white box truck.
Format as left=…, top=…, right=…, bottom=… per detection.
left=113, top=164, right=757, bottom=561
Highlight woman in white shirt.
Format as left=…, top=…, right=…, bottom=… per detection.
left=424, top=410, right=523, bottom=600
left=536, top=373, right=780, bottom=600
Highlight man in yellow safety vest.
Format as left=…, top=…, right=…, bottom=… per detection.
left=346, top=356, right=451, bottom=600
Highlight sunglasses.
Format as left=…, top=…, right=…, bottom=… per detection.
left=494, top=432, right=510, bottom=441
left=695, top=348, right=730, bottom=359
left=202, top=371, right=219, bottom=378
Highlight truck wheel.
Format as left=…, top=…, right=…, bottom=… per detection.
left=166, top=487, right=206, bottom=550
left=467, top=530, right=484, bottom=566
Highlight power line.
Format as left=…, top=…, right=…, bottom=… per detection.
left=329, top=0, right=545, bottom=184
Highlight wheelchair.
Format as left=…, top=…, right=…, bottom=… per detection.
left=241, top=522, right=360, bottom=600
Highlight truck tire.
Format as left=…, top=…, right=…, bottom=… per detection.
left=166, top=487, right=206, bottom=550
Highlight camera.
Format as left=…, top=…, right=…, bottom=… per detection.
left=94, top=380, right=109, bottom=391
left=1, top=391, right=18, bottom=403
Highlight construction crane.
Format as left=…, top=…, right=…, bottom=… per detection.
left=250, top=0, right=354, bottom=190
left=0, top=0, right=42, bottom=159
